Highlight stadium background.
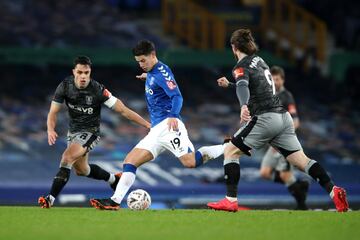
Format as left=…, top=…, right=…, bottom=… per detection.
left=0, top=0, right=359, bottom=210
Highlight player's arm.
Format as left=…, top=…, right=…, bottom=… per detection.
left=157, top=74, right=183, bottom=131
left=286, top=92, right=300, bottom=129
left=233, top=67, right=251, bottom=122
left=47, top=102, right=61, bottom=146
left=217, top=77, right=236, bottom=88
left=112, top=99, right=151, bottom=129
left=101, top=87, right=150, bottom=129
left=48, top=82, right=65, bottom=146
left=136, top=73, right=147, bottom=81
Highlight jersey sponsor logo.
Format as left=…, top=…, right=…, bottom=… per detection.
left=145, top=86, right=154, bottom=95
left=85, top=96, right=93, bottom=105
left=166, top=80, right=177, bottom=90
left=68, top=103, right=94, bottom=114
left=233, top=67, right=244, bottom=79
left=103, top=89, right=112, bottom=98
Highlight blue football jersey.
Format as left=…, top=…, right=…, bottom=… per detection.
left=145, top=61, right=183, bottom=127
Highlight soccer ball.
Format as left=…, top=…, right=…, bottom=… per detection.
left=127, top=189, right=151, bottom=210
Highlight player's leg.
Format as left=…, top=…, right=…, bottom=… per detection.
left=208, top=117, right=266, bottom=212
left=273, top=112, right=348, bottom=212
left=279, top=168, right=309, bottom=210
left=177, top=143, right=225, bottom=168
left=166, top=119, right=226, bottom=168
left=207, top=142, right=243, bottom=211
left=38, top=142, right=87, bottom=208
left=259, top=147, right=284, bottom=182
left=286, top=150, right=348, bottom=212
left=72, top=154, right=120, bottom=191
left=90, top=127, right=161, bottom=210
left=260, top=146, right=308, bottom=209
left=208, top=113, right=297, bottom=212
left=90, top=148, right=154, bottom=210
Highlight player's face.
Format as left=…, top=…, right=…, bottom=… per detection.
left=272, top=74, right=284, bottom=92
left=73, top=64, right=91, bottom=89
left=135, top=52, right=156, bottom=72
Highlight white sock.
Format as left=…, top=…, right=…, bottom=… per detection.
left=111, top=172, right=136, bottom=204
left=48, top=195, right=55, bottom=205
left=108, top=174, right=115, bottom=184
left=226, top=196, right=238, bottom=202
left=198, top=144, right=224, bottom=164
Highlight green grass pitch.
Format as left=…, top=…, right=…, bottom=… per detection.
left=0, top=207, right=359, bottom=240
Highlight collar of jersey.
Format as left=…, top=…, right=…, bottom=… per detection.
left=149, top=61, right=163, bottom=73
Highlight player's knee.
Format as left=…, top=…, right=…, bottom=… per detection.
left=259, top=168, right=272, bottom=179
left=224, top=144, right=241, bottom=159
left=74, top=168, right=87, bottom=176
left=61, top=153, right=76, bottom=165
left=182, top=159, right=196, bottom=168
left=279, top=171, right=291, bottom=181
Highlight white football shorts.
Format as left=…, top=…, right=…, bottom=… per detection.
left=135, top=118, right=194, bottom=159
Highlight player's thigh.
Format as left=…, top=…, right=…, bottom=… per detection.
left=61, top=143, right=87, bottom=165
left=270, top=112, right=302, bottom=158
left=64, top=132, right=100, bottom=161
left=275, top=156, right=293, bottom=172
left=123, top=148, right=154, bottom=167
left=161, top=119, right=195, bottom=159
left=231, top=113, right=279, bottom=155
left=134, top=124, right=165, bottom=160
left=261, top=147, right=280, bottom=169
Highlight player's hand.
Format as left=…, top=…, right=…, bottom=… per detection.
left=136, top=73, right=147, bottom=81
left=240, top=105, right=251, bottom=122
left=167, top=118, right=179, bottom=131
left=47, top=129, right=58, bottom=146
left=217, top=77, right=230, bottom=88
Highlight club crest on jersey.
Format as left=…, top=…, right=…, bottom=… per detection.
left=233, top=67, right=244, bottom=79
left=85, top=96, right=93, bottom=105
left=166, top=80, right=177, bottom=90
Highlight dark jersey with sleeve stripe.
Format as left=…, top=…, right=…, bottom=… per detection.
left=52, top=76, right=114, bottom=135
left=232, top=54, right=285, bottom=115
left=277, top=87, right=298, bottom=119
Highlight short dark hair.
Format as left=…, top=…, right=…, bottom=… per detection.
left=132, top=40, right=155, bottom=56
left=74, top=55, right=92, bottom=67
left=270, top=66, right=285, bottom=79
left=230, top=29, right=258, bottom=55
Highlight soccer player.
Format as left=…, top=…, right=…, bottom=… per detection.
left=217, top=66, right=309, bottom=210
left=207, top=29, right=349, bottom=212
left=90, top=40, right=226, bottom=210
left=38, top=56, right=151, bottom=208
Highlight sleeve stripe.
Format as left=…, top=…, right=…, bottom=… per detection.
left=104, top=96, right=117, bottom=108
left=236, top=79, right=248, bottom=86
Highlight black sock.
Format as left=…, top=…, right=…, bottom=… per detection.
left=307, top=161, right=334, bottom=193
left=273, top=170, right=285, bottom=184
left=224, top=162, right=240, bottom=198
left=49, top=167, right=70, bottom=198
left=87, top=164, right=110, bottom=181
left=287, top=181, right=307, bottom=208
